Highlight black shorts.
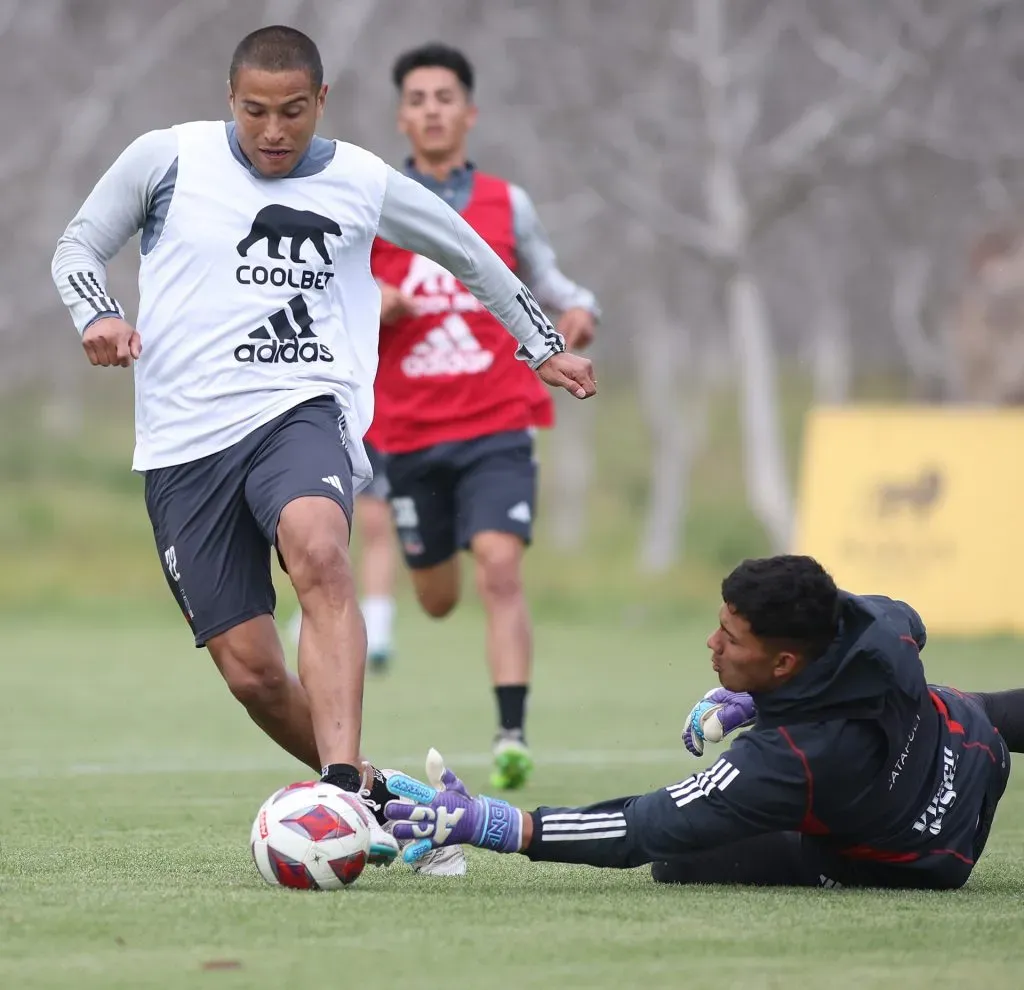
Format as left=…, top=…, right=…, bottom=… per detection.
left=144, top=396, right=355, bottom=647
left=385, top=429, right=537, bottom=569
left=359, top=439, right=390, bottom=502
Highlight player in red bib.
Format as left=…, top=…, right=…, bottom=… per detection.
left=368, top=43, right=601, bottom=789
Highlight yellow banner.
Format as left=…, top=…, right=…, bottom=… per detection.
left=794, top=406, right=1024, bottom=635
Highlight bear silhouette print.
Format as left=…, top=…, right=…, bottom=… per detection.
left=236, top=205, right=342, bottom=265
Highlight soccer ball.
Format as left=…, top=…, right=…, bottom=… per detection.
left=250, top=781, right=371, bottom=890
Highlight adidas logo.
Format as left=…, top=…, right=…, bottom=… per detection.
left=234, top=293, right=333, bottom=364
left=507, top=501, right=532, bottom=524
left=401, top=314, right=494, bottom=378
left=322, top=475, right=344, bottom=494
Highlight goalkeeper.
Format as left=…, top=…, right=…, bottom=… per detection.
left=385, top=555, right=1021, bottom=889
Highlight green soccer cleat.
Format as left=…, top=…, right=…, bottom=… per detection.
left=490, top=730, right=533, bottom=790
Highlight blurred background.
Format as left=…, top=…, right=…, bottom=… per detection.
left=3, top=0, right=1024, bottom=624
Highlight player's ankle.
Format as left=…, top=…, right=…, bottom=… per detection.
left=495, top=684, right=528, bottom=738
left=320, top=762, right=361, bottom=793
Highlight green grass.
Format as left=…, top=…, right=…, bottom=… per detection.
left=3, top=375, right=1023, bottom=986
left=1, top=605, right=1023, bottom=989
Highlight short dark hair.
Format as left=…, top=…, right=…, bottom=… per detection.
left=391, top=42, right=474, bottom=93
left=230, top=25, right=324, bottom=91
left=722, top=555, right=839, bottom=656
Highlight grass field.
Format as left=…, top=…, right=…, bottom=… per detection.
left=2, top=603, right=1023, bottom=990
left=3, top=380, right=1024, bottom=988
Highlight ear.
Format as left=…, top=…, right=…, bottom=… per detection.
left=773, top=650, right=801, bottom=680
left=465, top=102, right=479, bottom=133
left=317, top=83, right=328, bottom=117
left=226, top=80, right=234, bottom=110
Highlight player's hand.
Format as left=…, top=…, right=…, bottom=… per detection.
left=384, top=748, right=524, bottom=861
left=536, top=351, right=596, bottom=400
left=81, top=316, right=142, bottom=368
left=683, top=688, right=757, bottom=756
left=379, top=282, right=418, bottom=324
left=557, top=307, right=596, bottom=351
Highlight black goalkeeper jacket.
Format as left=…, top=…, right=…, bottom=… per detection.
left=525, top=593, right=1009, bottom=883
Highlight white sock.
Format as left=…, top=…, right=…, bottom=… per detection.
left=288, top=609, right=303, bottom=645
left=361, top=596, right=395, bottom=657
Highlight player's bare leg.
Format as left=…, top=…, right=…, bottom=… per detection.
left=472, top=530, right=534, bottom=790
left=410, top=557, right=461, bottom=618
left=276, top=495, right=365, bottom=771
left=276, top=494, right=398, bottom=865
left=356, top=493, right=398, bottom=672
left=207, top=615, right=320, bottom=770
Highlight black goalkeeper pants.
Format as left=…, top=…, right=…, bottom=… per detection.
left=650, top=832, right=976, bottom=890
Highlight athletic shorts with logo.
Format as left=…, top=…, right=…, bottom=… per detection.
left=144, top=395, right=354, bottom=647
left=386, top=429, right=536, bottom=569
left=360, top=439, right=390, bottom=501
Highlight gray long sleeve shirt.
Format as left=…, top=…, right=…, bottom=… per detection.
left=51, top=123, right=567, bottom=370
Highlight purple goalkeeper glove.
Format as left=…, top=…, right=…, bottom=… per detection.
left=385, top=749, right=524, bottom=863
left=683, top=688, right=757, bottom=756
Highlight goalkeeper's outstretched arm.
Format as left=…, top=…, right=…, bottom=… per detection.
left=523, top=744, right=806, bottom=869
left=385, top=737, right=808, bottom=868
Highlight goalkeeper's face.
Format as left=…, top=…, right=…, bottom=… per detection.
left=707, top=604, right=801, bottom=694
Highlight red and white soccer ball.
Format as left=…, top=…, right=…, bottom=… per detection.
left=250, top=781, right=372, bottom=890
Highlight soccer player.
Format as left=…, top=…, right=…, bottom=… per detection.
left=368, top=43, right=601, bottom=790
left=50, top=25, right=594, bottom=873
left=385, top=556, right=1020, bottom=890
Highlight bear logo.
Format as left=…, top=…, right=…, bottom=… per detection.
left=236, top=205, right=342, bottom=265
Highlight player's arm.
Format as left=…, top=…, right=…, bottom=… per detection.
left=376, top=167, right=595, bottom=399
left=523, top=735, right=807, bottom=868
left=51, top=128, right=176, bottom=338
left=385, top=737, right=808, bottom=869
left=511, top=185, right=600, bottom=350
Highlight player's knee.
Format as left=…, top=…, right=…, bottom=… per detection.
left=411, top=561, right=460, bottom=618
left=288, top=535, right=353, bottom=599
left=474, top=547, right=524, bottom=604
left=417, top=584, right=459, bottom=618
left=222, top=657, right=289, bottom=713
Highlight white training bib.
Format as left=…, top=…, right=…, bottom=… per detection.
left=133, top=120, right=386, bottom=488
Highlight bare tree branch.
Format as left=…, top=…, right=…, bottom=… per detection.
left=728, top=86, right=762, bottom=154
left=761, top=49, right=908, bottom=178
left=585, top=165, right=725, bottom=258
left=890, top=249, right=945, bottom=377
left=725, top=3, right=791, bottom=87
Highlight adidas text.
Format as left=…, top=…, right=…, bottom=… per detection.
left=234, top=340, right=334, bottom=364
